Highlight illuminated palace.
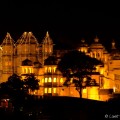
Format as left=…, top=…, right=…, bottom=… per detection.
left=0, top=31, right=120, bottom=101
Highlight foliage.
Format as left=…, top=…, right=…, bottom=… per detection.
left=0, top=73, right=40, bottom=101
left=57, top=50, right=102, bottom=98
left=24, top=73, right=40, bottom=93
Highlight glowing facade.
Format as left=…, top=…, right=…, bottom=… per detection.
left=0, top=32, right=120, bottom=101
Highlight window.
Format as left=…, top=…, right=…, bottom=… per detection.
left=53, top=88, right=57, bottom=93
left=42, top=79, right=44, bottom=83
left=24, top=68, right=27, bottom=73
left=45, top=78, right=47, bottom=83
left=83, top=89, right=87, bottom=93
left=48, top=67, right=51, bottom=73
left=97, top=53, right=100, bottom=57
left=48, top=88, right=52, bottom=93
left=29, top=68, right=31, bottom=73
left=44, top=88, right=47, bottom=93
left=60, top=78, right=63, bottom=83
left=53, top=78, right=57, bottom=82
left=28, top=68, right=30, bottom=73
left=45, top=67, right=47, bottom=73
left=53, top=67, right=56, bottom=73
left=48, top=77, right=52, bottom=82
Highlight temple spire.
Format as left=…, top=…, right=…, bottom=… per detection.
left=16, top=32, right=38, bottom=45
left=42, top=31, right=53, bottom=44
left=111, top=39, right=116, bottom=49
left=94, top=35, right=99, bottom=43
left=81, top=38, right=85, bottom=43
left=1, top=32, right=14, bottom=46
left=46, top=31, right=49, bottom=37
left=16, top=32, right=27, bottom=44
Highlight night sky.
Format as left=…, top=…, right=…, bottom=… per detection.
left=0, top=1, right=120, bottom=49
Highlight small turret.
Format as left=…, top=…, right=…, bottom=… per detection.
left=41, top=31, right=54, bottom=64
left=111, top=39, right=116, bottom=50
left=78, top=38, right=88, bottom=53
left=0, top=32, right=15, bottom=82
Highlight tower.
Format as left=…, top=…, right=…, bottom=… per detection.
left=15, top=32, right=39, bottom=75
left=0, top=32, right=15, bottom=82
left=89, top=36, right=105, bottom=61
left=41, top=31, right=54, bottom=65
left=78, top=38, right=88, bottom=53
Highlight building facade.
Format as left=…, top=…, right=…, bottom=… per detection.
left=0, top=31, right=120, bottom=101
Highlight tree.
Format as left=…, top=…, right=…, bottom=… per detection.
left=57, top=50, right=102, bottom=98
left=0, top=74, right=26, bottom=107
left=0, top=74, right=24, bottom=96
left=7, top=74, right=24, bottom=91
left=24, top=73, right=40, bottom=94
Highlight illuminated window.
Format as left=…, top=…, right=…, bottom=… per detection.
left=28, top=68, right=30, bottom=73
left=53, top=88, right=57, bottom=93
left=48, top=88, right=52, bottom=93
left=45, top=67, right=47, bottom=73
left=97, top=53, right=100, bottom=58
left=93, top=53, right=95, bottom=58
left=45, top=78, right=47, bottom=83
left=48, top=67, right=51, bottom=73
left=53, top=78, right=57, bottom=82
left=83, top=89, right=87, bottom=93
left=29, top=68, right=31, bottom=73
left=48, top=77, right=52, bottom=82
left=44, top=88, right=47, bottom=93
left=100, top=69, right=104, bottom=74
left=42, top=79, right=44, bottom=83
left=53, top=67, right=56, bottom=73
left=24, top=68, right=27, bottom=73
left=60, top=78, right=63, bottom=83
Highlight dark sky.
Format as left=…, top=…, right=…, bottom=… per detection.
left=0, top=1, right=120, bottom=49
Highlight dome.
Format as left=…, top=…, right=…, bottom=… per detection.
left=79, top=39, right=88, bottom=47
left=16, top=32, right=39, bottom=45
left=22, top=59, right=33, bottom=66
left=44, top=56, right=57, bottom=65
left=89, top=36, right=104, bottom=49
left=41, top=31, right=53, bottom=44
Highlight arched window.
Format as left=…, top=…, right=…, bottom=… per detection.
left=53, top=88, right=57, bottom=93
left=48, top=88, right=52, bottom=93
left=45, top=78, right=47, bottom=83
left=53, top=78, right=57, bottom=82
left=28, top=68, right=30, bottom=73
left=24, top=68, right=27, bottom=73
left=44, top=88, right=47, bottom=93
left=48, top=77, right=52, bottom=82
left=48, top=67, right=51, bottom=73
left=92, top=53, right=95, bottom=58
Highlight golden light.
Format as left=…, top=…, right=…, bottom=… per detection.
left=53, top=78, right=57, bottom=82
left=48, top=88, right=52, bottom=93
left=48, top=77, right=52, bottom=82
left=45, top=78, right=47, bottom=83
left=83, top=88, right=87, bottom=93
left=44, top=88, right=47, bottom=93
left=53, top=88, right=57, bottom=93
left=60, top=78, right=63, bottom=83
